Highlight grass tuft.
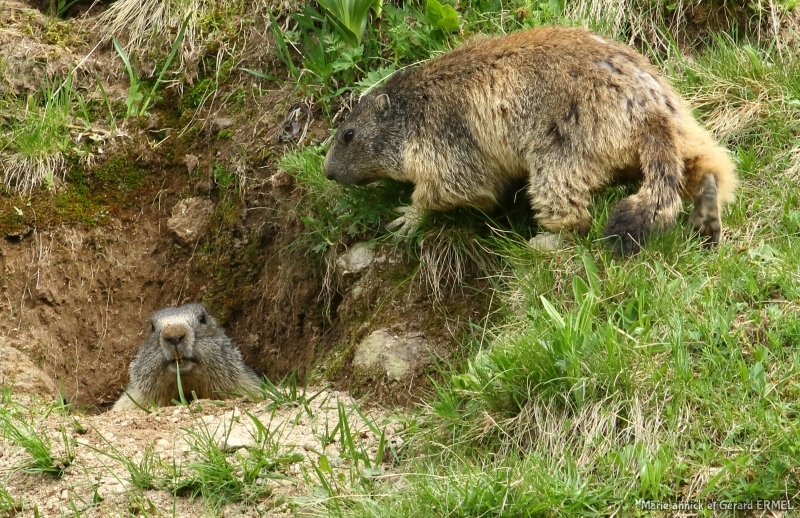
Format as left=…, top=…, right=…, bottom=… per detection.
left=1, top=73, right=83, bottom=193
left=0, top=406, right=74, bottom=478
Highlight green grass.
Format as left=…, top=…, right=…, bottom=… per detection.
left=0, top=72, right=82, bottom=193
left=0, top=486, right=21, bottom=516
left=170, top=411, right=303, bottom=509
left=278, top=146, right=412, bottom=257
left=0, top=403, right=74, bottom=478
left=272, top=2, right=800, bottom=516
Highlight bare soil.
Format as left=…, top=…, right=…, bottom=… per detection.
left=0, top=391, right=401, bottom=516
left=0, top=0, right=487, bottom=412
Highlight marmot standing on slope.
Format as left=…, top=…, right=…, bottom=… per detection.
left=323, top=26, right=737, bottom=256
left=112, top=303, right=261, bottom=411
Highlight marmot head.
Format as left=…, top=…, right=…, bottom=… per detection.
left=323, top=90, right=405, bottom=186
left=148, top=303, right=219, bottom=375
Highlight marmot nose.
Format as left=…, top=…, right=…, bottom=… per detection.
left=164, top=333, right=185, bottom=346
left=161, top=323, right=189, bottom=348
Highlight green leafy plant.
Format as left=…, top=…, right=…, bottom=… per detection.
left=83, top=434, right=166, bottom=490
left=0, top=412, right=73, bottom=478
left=49, top=0, right=81, bottom=18
left=425, top=0, right=459, bottom=32
left=174, top=417, right=302, bottom=507
left=0, top=486, right=21, bottom=516
left=253, top=2, right=452, bottom=112
left=2, top=71, right=85, bottom=192
left=316, top=0, right=383, bottom=46
left=112, top=15, right=189, bottom=118
left=258, top=371, right=326, bottom=415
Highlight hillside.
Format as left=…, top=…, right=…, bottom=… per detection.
left=1, top=0, right=800, bottom=516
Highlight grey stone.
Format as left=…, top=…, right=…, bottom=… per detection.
left=353, top=330, right=434, bottom=382
left=167, top=197, right=214, bottom=247
left=336, top=242, right=376, bottom=279
left=527, top=232, right=567, bottom=251
left=200, top=408, right=259, bottom=451
left=212, top=117, right=235, bottom=131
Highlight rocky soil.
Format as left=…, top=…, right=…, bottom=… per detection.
left=0, top=388, right=402, bottom=517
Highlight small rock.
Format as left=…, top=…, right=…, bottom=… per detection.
left=528, top=232, right=567, bottom=251
left=167, top=197, right=214, bottom=247
left=218, top=426, right=257, bottom=451
left=213, top=117, right=235, bottom=132
left=336, top=242, right=377, bottom=281
left=353, top=330, right=435, bottom=382
left=184, top=154, right=199, bottom=175
left=97, top=481, right=126, bottom=498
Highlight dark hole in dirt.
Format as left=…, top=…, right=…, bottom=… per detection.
left=327, top=291, right=344, bottom=320
left=4, top=227, right=32, bottom=243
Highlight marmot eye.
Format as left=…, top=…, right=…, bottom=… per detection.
left=199, top=313, right=206, bottom=324
left=343, top=129, right=354, bottom=143
left=150, top=321, right=155, bottom=332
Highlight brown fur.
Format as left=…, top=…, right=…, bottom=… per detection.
left=324, top=26, right=737, bottom=255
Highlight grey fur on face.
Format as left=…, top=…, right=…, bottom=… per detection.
left=324, top=91, right=406, bottom=186
left=112, top=303, right=261, bottom=411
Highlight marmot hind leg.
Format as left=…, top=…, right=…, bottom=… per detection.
left=604, top=113, right=684, bottom=256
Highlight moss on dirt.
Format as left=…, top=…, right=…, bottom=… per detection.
left=195, top=202, right=268, bottom=324
left=0, top=152, right=162, bottom=235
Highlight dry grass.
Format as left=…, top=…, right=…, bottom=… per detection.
left=1, top=153, right=64, bottom=193
left=92, top=0, right=301, bottom=78
left=567, top=0, right=799, bottom=51
left=417, top=227, right=500, bottom=303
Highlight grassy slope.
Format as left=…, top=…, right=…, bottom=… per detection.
left=279, top=2, right=800, bottom=517
left=2, top=0, right=800, bottom=515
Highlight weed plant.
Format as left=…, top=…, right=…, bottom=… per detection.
left=278, top=145, right=412, bottom=256
left=0, top=486, right=21, bottom=516
left=1, top=72, right=86, bottom=193
left=174, top=413, right=303, bottom=509
left=112, top=15, right=190, bottom=118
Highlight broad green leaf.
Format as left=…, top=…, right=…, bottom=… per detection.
left=316, top=0, right=380, bottom=46
left=426, top=0, right=459, bottom=32
left=540, top=296, right=566, bottom=329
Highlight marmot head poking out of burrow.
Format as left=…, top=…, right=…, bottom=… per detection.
left=112, top=303, right=261, bottom=411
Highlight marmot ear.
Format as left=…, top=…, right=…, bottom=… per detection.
left=374, top=93, right=391, bottom=113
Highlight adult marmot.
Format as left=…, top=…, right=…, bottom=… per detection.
left=324, top=26, right=737, bottom=256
